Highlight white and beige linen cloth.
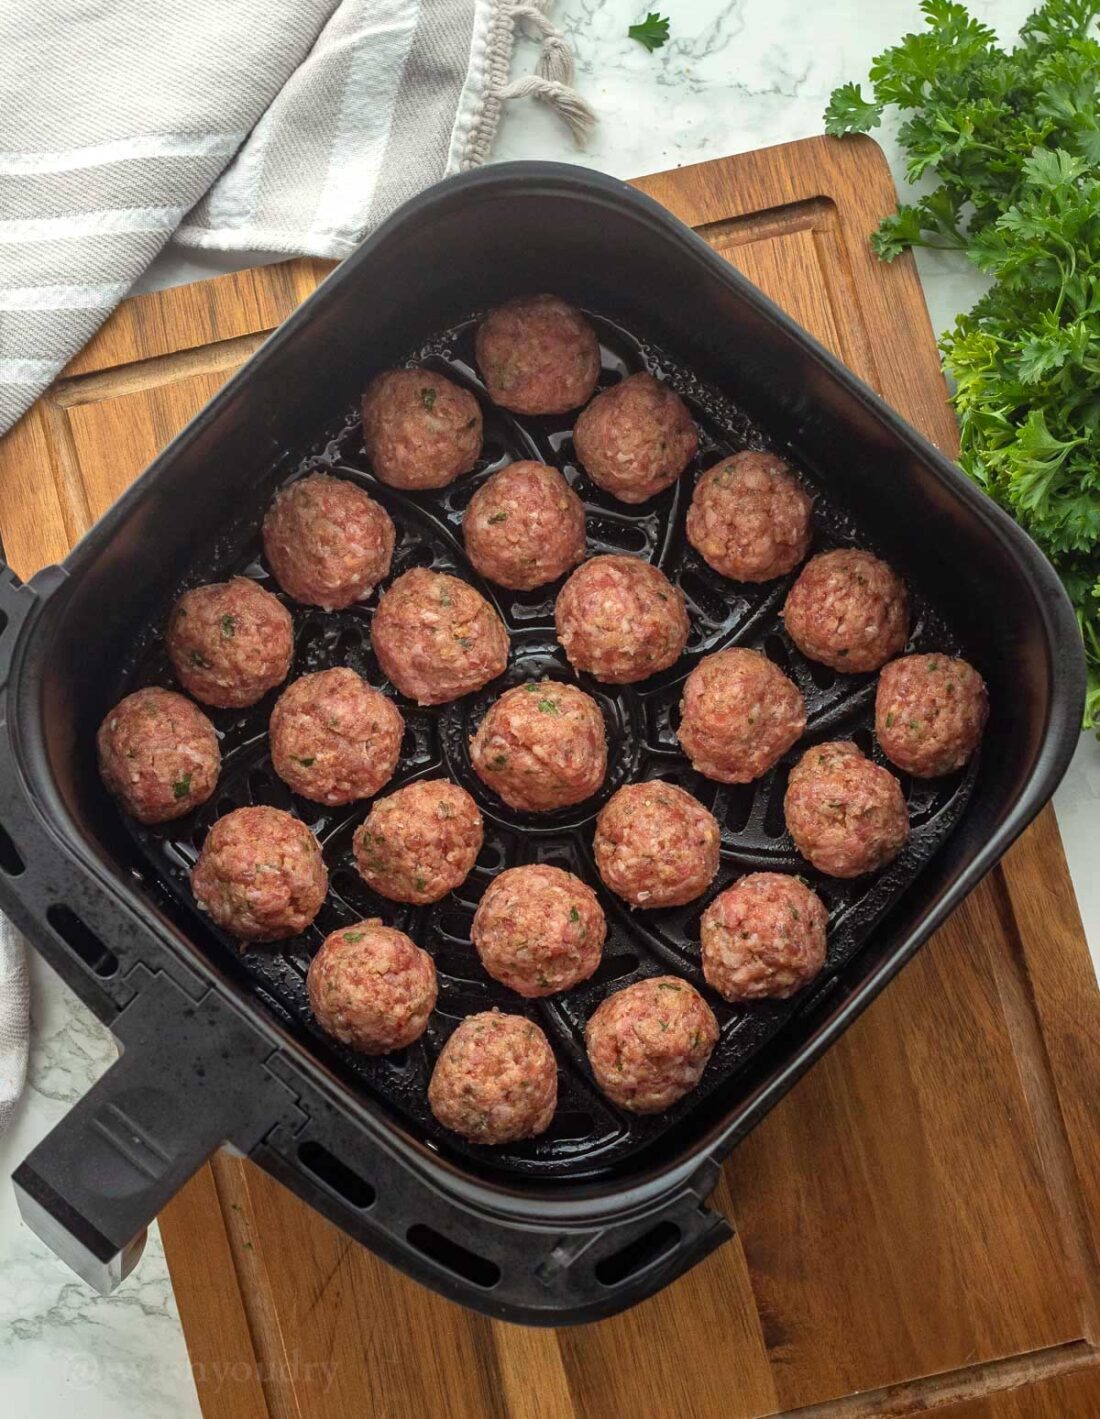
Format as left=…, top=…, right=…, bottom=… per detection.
left=0, top=0, right=591, bottom=1132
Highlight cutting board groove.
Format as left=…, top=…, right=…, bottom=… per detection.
left=3, top=136, right=1099, bottom=1419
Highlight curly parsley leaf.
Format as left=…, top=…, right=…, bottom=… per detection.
left=628, top=12, right=669, bottom=52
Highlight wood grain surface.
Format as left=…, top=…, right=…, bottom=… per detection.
left=2, top=136, right=1099, bottom=1418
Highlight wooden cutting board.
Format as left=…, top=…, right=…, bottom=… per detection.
left=4, top=136, right=1100, bottom=1419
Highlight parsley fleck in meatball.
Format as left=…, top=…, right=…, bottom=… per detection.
left=472, top=864, right=605, bottom=997
left=262, top=473, right=395, bottom=610
left=687, top=450, right=813, bottom=582
left=371, top=568, right=509, bottom=705
left=593, top=781, right=720, bottom=908
left=308, top=919, right=437, bottom=1054
left=167, top=578, right=294, bottom=709
left=678, top=648, right=805, bottom=783
left=475, top=294, right=600, bottom=415
left=191, top=805, right=328, bottom=943
left=701, top=873, right=828, bottom=1001
left=784, top=741, right=909, bottom=878
left=269, top=668, right=403, bottom=805
left=782, top=548, right=909, bottom=673
left=362, top=368, right=482, bottom=490
left=353, top=779, right=483, bottom=904
left=573, top=371, right=698, bottom=504
left=429, top=1010, right=558, bottom=1144
left=585, top=977, right=718, bottom=1114
left=463, top=461, right=585, bottom=590
left=555, top=554, right=689, bottom=684
left=875, top=653, right=988, bottom=778
left=469, top=679, right=607, bottom=812
left=97, top=687, right=220, bottom=824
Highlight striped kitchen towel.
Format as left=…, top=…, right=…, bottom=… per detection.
left=0, top=0, right=593, bottom=436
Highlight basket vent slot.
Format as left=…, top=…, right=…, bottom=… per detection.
left=595, top=1220, right=680, bottom=1286
left=0, top=821, right=23, bottom=877
left=47, top=904, right=117, bottom=978
left=297, top=1141, right=375, bottom=1209
left=406, top=1223, right=500, bottom=1289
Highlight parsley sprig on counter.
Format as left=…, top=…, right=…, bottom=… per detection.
left=825, top=0, right=1100, bottom=727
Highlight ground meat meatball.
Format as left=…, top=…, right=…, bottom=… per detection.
left=362, top=368, right=482, bottom=490
left=371, top=568, right=509, bottom=705
left=191, top=805, right=328, bottom=942
left=307, top=919, right=436, bottom=1054
left=784, top=741, right=909, bottom=878
left=262, top=473, right=395, bottom=611
left=585, top=977, right=718, bottom=1114
left=353, top=779, right=483, bottom=904
left=686, top=450, right=813, bottom=581
left=475, top=294, right=600, bottom=416
left=593, top=781, right=720, bottom=908
left=677, top=648, right=805, bottom=784
left=463, top=461, right=585, bottom=590
left=701, top=873, right=828, bottom=1001
left=471, top=865, right=605, bottom=997
left=167, top=578, right=294, bottom=709
left=782, top=548, right=909, bottom=673
left=469, top=680, right=607, bottom=812
left=875, top=653, right=988, bottom=778
left=97, top=687, right=220, bottom=824
left=555, top=555, right=689, bottom=684
left=572, top=372, right=698, bottom=505
left=269, top=668, right=403, bottom=805
left=428, top=1010, right=558, bottom=1144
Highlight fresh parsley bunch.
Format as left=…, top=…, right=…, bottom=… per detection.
left=825, top=0, right=1100, bottom=727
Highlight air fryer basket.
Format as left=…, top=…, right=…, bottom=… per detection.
left=0, top=163, right=1084, bottom=1326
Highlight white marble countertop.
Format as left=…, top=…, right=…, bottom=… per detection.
left=4, top=2, right=1098, bottom=1415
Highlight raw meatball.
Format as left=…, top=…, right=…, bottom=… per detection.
left=782, top=548, right=909, bottom=673
left=784, top=741, right=909, bottom=878
left=875, top=653, right=988, bottom=778
left=428, top=1010, right=558, bottom=1144
left=97, top=687, right=220, bottom=824
left=471, top=865, right=605, bottom=997
left=593, top=781, right=720, bottom=908
left=555, top=555, right=689, bottom=684
left=463, top=461, right=585, bottom=590
left=353, top=779, right=483, bottom=904
left=362, top=367, right=482, bottom=490
left=307, top=919, right=436, bottom=1054
left=262, top=473, right=395, bottom=610
left=678, top=648, right=805, bottom=784
left=371, top=568, right=508, bottom=705
left=686, top=450, right=813, bottom=581
left=701, top=873, right=828, bottom=1001
left=269, top=668, right=403, bottom=805
left=475, top=294, right=600, bottom=415
left=191, top=805, right=328, bottom=942
left=585, top=976, right=718, bottom=1114
left=573, top=372, right=698, bottom=504
left=469, top=680, right=607, bottom=812
left=167, top=578, right=294, bottom=709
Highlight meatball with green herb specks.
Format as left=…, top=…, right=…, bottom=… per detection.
left=463, top=461, right=585, bottom=590
left=472, top=865, right=605, bottom=997
left=585, top=977, right=718, bottom=1114
left=97, top=687, right=220, bottom=824
left=555, top=554, right=689, bottom=684
left=573, top=371, right=698, bottom=505
left=687, top=450, right=813, bottom=582
left=593, top=781, right=720, bottom=908
left=362, top=368, right=482, bottom=490
left=475, top=294, right=600, bottom=416
left=782, top=548, right=909, bottom=673
left=262, top=473, right=394, bottom=610
left=428, top=1010, right=558, bottom=1144
left=701, top=873, right=828, bottom=1001
left=353, top=779, right=483, bottom=904
left=784, top=740, right=909, bottom=878
left=191, top=805, right=328, bottom=943
left=166, top=577, right=293, bottom=709
left=269, top=668, right=403, bottom=805
left=307, top=919, right=436, bottom=1054
left=371, top=568, right=509, bottom=705
left=875, top=653, right=988, bottom=777
left=678, top=648, right=805, bottom=784
left=469, top=680, right=607, bottom=812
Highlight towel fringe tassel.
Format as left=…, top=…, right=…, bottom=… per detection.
left=496, top=1, right=596, bottom=147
